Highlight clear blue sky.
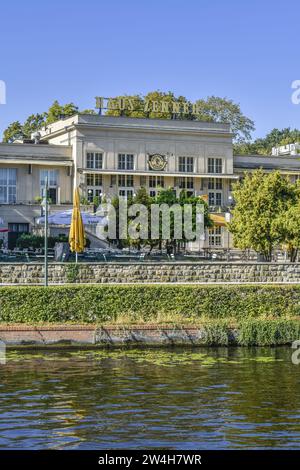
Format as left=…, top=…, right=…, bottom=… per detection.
left=0, top=0, right=299, bottom=140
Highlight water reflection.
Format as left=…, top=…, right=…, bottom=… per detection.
left=0, top=347, right=299, bottom=449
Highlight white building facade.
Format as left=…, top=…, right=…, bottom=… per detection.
left=1, top=114, right=300, bottom=249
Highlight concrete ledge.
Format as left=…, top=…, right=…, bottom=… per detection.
left=0, top=324, right=236, bottom=348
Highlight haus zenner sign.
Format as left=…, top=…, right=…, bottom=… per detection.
left=95, top=96, right=202, bottom=115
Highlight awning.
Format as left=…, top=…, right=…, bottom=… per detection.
left=210, top=214, right=227, bottom=227
left=81, top=169, right=238, bottom=179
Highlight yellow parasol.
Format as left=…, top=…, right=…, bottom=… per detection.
left=69, top=188, right=86, bottom=259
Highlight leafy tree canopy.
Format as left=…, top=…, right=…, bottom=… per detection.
left=105, top=91, right=254, bottom=142
left=3, top=92, right=254, bottom=143
left=108, top=187, right=212, bottom=251
left=234, top=127, right=300, bottom=156
left=2, top=100, right=96, bottom=143
left=229, top=169, right=297, bottom=261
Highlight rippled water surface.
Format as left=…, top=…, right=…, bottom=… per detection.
left=0, top=347, right=300, bottom=449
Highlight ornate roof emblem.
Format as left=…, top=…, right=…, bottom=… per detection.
left=148, top=154, right=167, bottom=171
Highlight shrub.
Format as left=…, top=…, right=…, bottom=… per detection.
left=0, top=284, right=299, bottom=324
left=16, top=233, right=90, bottom=249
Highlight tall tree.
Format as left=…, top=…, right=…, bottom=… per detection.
left=2, top=101, right=81, bottom=142
left=46, top=100, right=78, bottom=124
left=194, top=96, right=255, bottom=142
left=3, top=121, right=24, bottom=143
left=229, top=169, right=295, bottom=261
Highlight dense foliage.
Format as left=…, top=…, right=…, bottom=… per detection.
left=16, top=233, right=91, bottom=249
left=0, top=284, right=300, bottom=325
left=107, top=187, right=212, bottom=251
left=2, top=101, right=96, bottom=143
left=234, top=127, right=300, bottom=155
left=105, top=91, right=255, bottom=142
left=229, top=170, right=300, bottom=261
left=2, top=91, right=254, bottom=143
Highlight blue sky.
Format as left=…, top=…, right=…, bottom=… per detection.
left=0, top=0, right=299, bottom=140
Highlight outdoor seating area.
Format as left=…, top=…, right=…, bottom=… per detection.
left=0, top=247, right=292, bottom=263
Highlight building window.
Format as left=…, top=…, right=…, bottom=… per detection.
left=178, top=156, right=194, bottom=172
left=208, top=226, right=222, bottom=246
left=140, top=175, right=147, bottom=187
left=208, top=178, right=223, bottom=190
left=208, top=158, right=222, bottom=174
left=86, top=152, right=103, bottom=169
left=86, top=173, right=103, bottom=202
left=149, top=175, right=165, bottom=188
left=175, top=177, right=194, bottom=189
left=86, top=174, right=102, bottom=187
left=110, top=175, right=116, bottom=187
left=87, top=189, right=102, bottom=203
left=40, top=169, right=58, bottom=187
left=118, top=175, right=134, bottom=187
left=119, top=189, right=134, bottom=198
left=209, top=192, right=222, bottom=207
left=118, top=154, right=134, bottom=170
left=0, top=169, right=17, bottom=204
left=40, top=170, right=58, bottom=204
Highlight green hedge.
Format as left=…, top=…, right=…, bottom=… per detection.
left=0, top=284, right=300, bottom=324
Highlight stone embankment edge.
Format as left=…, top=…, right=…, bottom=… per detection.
left=0, top=322, right=295, bottom=348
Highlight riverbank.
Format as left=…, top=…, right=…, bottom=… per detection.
left=1, top=320, right=300, bottom=347
left=1, top=284, right=300, bottom=347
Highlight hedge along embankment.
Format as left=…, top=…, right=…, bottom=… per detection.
left=0, top=284, right=299, bottom=323
left=1, top=285, right=300, bottom=345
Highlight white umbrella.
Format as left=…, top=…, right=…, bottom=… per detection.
left=37, top=209, right=107, bottom=226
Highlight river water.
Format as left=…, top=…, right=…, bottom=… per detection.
left=0, top=347, right=300, bottom=449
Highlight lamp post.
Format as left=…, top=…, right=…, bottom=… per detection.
left=41, top=176, right=49, bottom=287
left=225, top=211, right=232, bottom=261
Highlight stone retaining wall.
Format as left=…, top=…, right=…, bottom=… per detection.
left=1, top=262, right=300, bottom=284
left=0, top=324, right=235, bottom=347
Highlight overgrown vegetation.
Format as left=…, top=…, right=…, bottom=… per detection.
left=1, top=284, right=300, bottom=345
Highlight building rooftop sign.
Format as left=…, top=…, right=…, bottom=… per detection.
left=95, top=96, right=202, bottom=116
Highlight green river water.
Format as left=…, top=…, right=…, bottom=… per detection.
left=0, top=347, right=299, bottom=449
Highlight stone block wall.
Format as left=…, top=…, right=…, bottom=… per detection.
left=1, top=262, right=300, bottom=284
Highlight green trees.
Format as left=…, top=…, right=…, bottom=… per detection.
left=2, top=100, right=93, bottom=143
left=3, top=91, right=254, bottom=143
left=194, top=96, right=255, bottom=142
left=105, top=91, right=254, bottom=142
left=229, top=170, right=299, bottom=261
left=108, top=187, right=212, bottom=252
left=234, top=127, right=300, bottom=156
left=3, top=121, right=24, bottom=143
